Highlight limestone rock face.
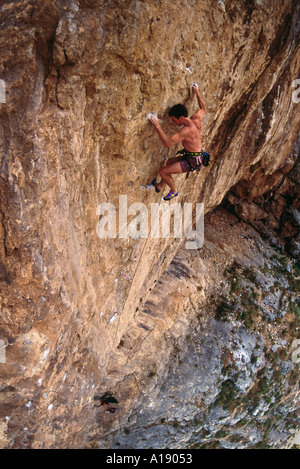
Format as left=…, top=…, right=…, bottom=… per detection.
left=226, top=138, right=300, bottom=258
left=0, top=0, right=299, bottom=448
left=93, top=208, right=299, bottom=449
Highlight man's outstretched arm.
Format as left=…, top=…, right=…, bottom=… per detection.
left=149, top=115, right=189, bottom=148
left=192, top=83, right=206, bottom=117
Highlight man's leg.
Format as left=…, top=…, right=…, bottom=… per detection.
left=155, top=156, right=183, bottom=191
left=158, top=161, right=184, bottom=193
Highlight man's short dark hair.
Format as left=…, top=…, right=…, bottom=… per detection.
left=168, top=104, right=188, bottom=119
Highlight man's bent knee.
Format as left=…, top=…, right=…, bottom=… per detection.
left=159, top=167, right=166, bottom=178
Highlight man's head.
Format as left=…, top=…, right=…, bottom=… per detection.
left=168, top=104, right=188, bottom=119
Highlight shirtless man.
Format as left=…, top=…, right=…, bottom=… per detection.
left=149, top=83, right=206, bottom=200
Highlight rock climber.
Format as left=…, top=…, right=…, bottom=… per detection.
left=149, top=83, right=206, bottom=200
left=94, top=392, right=119, bottom=408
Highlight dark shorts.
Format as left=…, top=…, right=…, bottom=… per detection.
left=179, top=155, right=202, bottom=173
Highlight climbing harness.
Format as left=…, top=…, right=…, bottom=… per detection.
left=176, top=148, right=211, bottom=173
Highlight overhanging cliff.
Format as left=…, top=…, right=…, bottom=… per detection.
left=0, top=0, right=299, bottom=449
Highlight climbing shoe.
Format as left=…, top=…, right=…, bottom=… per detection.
left=151, top=178, right=161, bottom=193
left=163, top=190, right=179, bottom=201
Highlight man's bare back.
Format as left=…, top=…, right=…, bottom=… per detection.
left=179, top=112, right=203, bottom=152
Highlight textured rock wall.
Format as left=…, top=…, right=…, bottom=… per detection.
left=225, top=138, right=300, bottom=259
left=91, top=207, right=299, bottom=449
left=0, top=0, right=299, bottom=448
